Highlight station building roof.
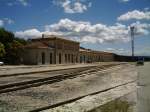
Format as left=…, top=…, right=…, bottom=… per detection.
left=79, top=47, right=115, bottom=55
left=32, top=34, right=80, bottom=44
left=24, top=34, right=116, bottom=55
left=24, top=41, right=54, bottom=49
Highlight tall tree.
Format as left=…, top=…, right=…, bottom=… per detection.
left=0, top=28, right=27, bottom=64
left=0, top=42, right=5, bottom=60
left=5, top=40, right=24, bottom=64
left=0, top=28, right=14, bottom=45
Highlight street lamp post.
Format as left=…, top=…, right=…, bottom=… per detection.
left=130, top=26, right=135, bottom=57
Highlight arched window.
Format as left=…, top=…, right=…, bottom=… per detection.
left=41, top=52, right=45, bottom=64
left=68, top=54, right=70, bottom=63
left=59, top=53, right=61, bottom=64
left=71, top=54, right=73, bottom=63
left=65, top=54, right=67, bottom=63
left=50, top=53, right=53, bottom=64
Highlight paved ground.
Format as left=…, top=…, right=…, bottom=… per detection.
left=137, top=62, right=150, bottom=112
left=0, top=63, right=137, bottom=112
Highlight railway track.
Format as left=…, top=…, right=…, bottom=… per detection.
left=0, top=65, right=93, bottom=78
left=0, top=63, right=124, bottom=94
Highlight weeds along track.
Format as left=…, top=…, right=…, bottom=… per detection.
left=0, top=63, right=123, bottom=94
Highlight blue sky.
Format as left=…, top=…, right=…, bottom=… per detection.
left=0, top=0, right=150, bottom=56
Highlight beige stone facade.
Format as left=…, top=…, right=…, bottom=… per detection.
left=23, top=35, right=79, bottom=65
left=79, top=48, right=114, bottom=63
left=23, top=35, right=114, bottom=65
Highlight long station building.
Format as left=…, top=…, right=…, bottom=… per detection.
left=23, top=35, right=115, bottom=65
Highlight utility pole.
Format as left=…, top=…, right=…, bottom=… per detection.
left=130, top=26, right=135, bottom=57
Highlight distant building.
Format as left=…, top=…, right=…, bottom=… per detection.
left=79, top=47, right=114, bottom=63
left=22, top=34, right=115, bottom=65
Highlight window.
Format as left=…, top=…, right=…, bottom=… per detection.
left=76, top=55, right=78, bottom=63
left=65, top=54, right=67, bottom=63
left=50, top=53, right=53, bottom=64
left=71, top=54, right=73, bottom=63
left=41, top=52, right=45, bottom=64
left=68, top=54, right=70, bottom=63
left=83, top=55, right=86, bottom=63
left=59, top=53, right=61, bottom=64
left=80, top=56, right=82, bottom=63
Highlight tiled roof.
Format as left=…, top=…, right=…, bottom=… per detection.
left=24, top=41, right=54, bottom=49
left=79, top=47, right=114, bottom=55
left=79, top=48, right=91, bottom=52
left=32, top=34, right=79, bottom=44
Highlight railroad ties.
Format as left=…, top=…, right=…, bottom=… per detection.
left=0, top=63, right=123, bottom=94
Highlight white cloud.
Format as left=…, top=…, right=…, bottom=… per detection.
left=45, top=19, right=130, bottom=43
left=130, top=21, right=150, bottom=35
left=135, top=47, right=150, bottom=56
left=106, top=48, right=115, bottom=51
left=53, top=0, right=91, bottom=14
left=15, top=19, right=150, bottom=44
left=106, top=48, right=129, bottom=55
left=7, top=0, right=28, bottom=6
left=0, top=20, right=4, bottom=27
left=118, top=10, right=150, bottom=21
left=0, top=18, right=14, bottom=27
left=7, top=3, right=14, bottom=6
left=88, top=2, right=92, bottom=7
left=4, top=18, right=14, bottom=24
left=106, top=46, right=150, bottom=56
left=120, top=0, right=130, bottom=2
left=18, top=0, right=28, bottom=6
left=144, top=7, right=149, bottom=11
left=15, top=29, right=42, bottom=39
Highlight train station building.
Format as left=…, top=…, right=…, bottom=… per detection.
left=23, top=34, right=115, bottom=65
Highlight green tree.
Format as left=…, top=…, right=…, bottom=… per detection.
left=14, top=37, right=27, bottom=45
left=0, top=28, right=27, bottom=64
left=0, top=42, right=5, bottom=59
left=5, top=40, right=24, bottom=64
left=0, top=28, right=14, bottom=45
